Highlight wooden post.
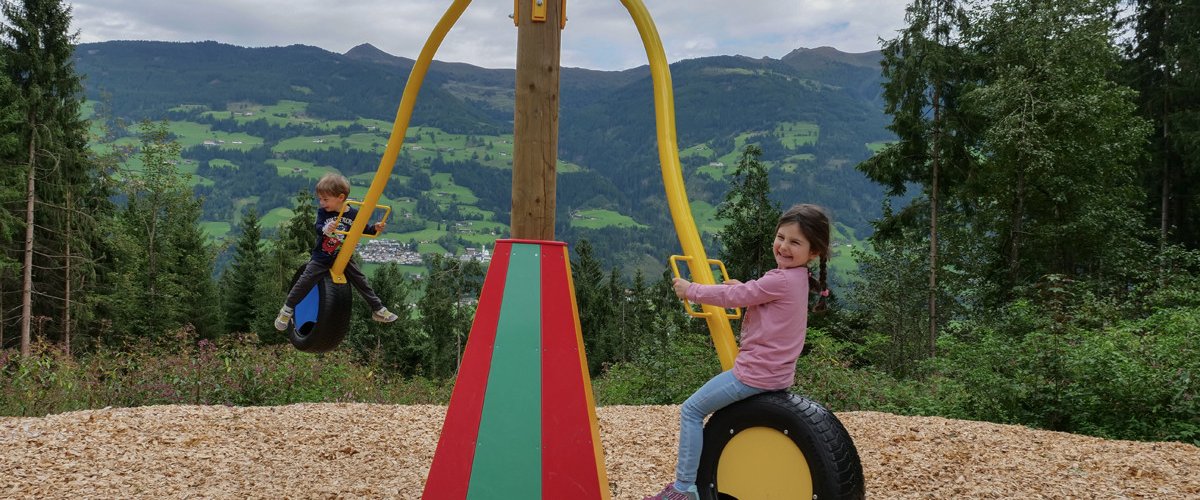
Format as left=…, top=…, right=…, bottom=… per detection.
left=511, top=0, right=562, bottom=240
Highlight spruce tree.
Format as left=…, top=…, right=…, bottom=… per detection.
left=222, top=208, right=266, bottom=335
left=107, top=121, right=218, bottom=343
left=715, top=145, right=780, bottom=283
left=1, top=0, right=100, bottom=355
left=570, top=239, right=613, bottom=375
left=859, top=0, right=972, bottom=355
left=1125, top=0, right=1200, bottom=248
left=418, top=254, right=482, bottom=378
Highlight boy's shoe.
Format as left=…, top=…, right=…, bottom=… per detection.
left=274, top=306, right=294, bottom=331
left=644, top=483, right=698, bottom=500
left=372, top=307, right=399, bottom=323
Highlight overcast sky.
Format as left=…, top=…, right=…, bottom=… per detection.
left=68, top=1, right=910, bottom=71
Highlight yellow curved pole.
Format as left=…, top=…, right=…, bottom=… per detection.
left=331, top=0, right=473, bottom=283
left=619, top=0, right=738, bottom=370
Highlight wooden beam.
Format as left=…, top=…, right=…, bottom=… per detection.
left=511, top=0, right=562, bottom=240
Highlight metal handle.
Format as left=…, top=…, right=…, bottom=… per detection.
left=334, top=200, right=392, bottom=239
left=668, top=255, right=742, bottom=320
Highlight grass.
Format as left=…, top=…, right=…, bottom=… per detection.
left=866, top=141, right=893, bottom=154
left=775, top=121, right=820, bottom=149
left=268, top=158, right=332, bottom=179
left=260, top=207, right=296, bottom=231
left=571, top=209, right=647, bottom=229
left=166, top=121, right=264, bottom=151
left=201, top=221, right=232, bottom=239
left=688, top=200, right=723, bottom=236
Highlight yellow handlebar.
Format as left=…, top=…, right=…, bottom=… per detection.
left=333, top=201, right=393, bottom=240
left=668, top=255, right=743, bottom=320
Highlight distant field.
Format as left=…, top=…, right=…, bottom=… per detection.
left=201, top=221, right=232, bottom=240
left=866, top=141, right=893, bottom=153
left=776, top=121, right=819, bottom=148
left=688, top=200, right=723, bottom=235
left=571, top=209, right=647, bottom=229
left=167, top=121, right=263, bottom=151
left=696, top=122, right=820, bottom=180
left=260, top=207, right=296, bottom=231
left=88, top=99, right=822, bottom=273
left=269, top=158, right=330, bottom=179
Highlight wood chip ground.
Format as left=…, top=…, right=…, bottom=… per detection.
left=2, top=404, right=1197, bottom=498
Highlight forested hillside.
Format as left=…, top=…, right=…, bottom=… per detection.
left=73, top=40, right=891, bottom=274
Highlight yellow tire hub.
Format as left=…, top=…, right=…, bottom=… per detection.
left=716, top=426, right=813, bottom=499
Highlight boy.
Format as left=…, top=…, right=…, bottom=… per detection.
left=275, top=172, right=398, bottom=330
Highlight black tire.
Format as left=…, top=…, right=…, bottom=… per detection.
left=286, top=263, right=352, bottom=353
left=697, top=391, right=864, bottom=500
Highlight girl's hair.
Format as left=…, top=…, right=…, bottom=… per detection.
left=316, top=173, right=351, bottom=197
left=778, top=204, right=832, bottom=311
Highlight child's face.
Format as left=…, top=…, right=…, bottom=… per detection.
left=317, top=192, right=347, bottom=212
left=773, top=222, right=819, bottom=269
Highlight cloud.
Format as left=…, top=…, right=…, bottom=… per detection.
left=69, top=0, right=907, bottom=70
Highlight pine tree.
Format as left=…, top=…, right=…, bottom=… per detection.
left=571, top=239, right=614, bottom=375
left=106, top=121, right=218, bottom=343
left=1, top=0, right=99, bottom=355
left=348, top=262, right=420, bottom=375
left=859, top=0, right=972, bottom=355
left=417, top=254, right=482, bottom=378
left=715, top=145, right=780, bottom=283
left=222, top=208, right=266, bottom=335
left=1125, top=0, right=1200, bottom=248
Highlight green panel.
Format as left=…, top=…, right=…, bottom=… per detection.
left=467, top=243, right=542, bottom=499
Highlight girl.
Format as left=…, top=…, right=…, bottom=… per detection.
left=645, top=203, right=831, bottom=500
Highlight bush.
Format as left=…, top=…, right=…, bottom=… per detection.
left=592, top=329, right=720, bottom=405
left=592, top=326, right=966, bottom=418
left=0, top=331, right=453, bottom=417
left=936, top=303, right=1200, bottom=445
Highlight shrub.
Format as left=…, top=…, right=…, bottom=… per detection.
left=0, top=331, right=453, bottom=417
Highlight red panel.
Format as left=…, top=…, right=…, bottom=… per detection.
left=422, top=241, right=512, bottom=500
left=540, top=243, right=604, bottom=498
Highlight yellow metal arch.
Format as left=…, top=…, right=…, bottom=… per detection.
left=330, top=0, right=473, bottom=283
left=619, top=0, right=739, bottom=370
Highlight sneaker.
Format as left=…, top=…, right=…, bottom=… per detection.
left=644, top=483, right=698, bottom=500
left=274, top=306, right=294, bottom=331
left=372, top=307, right=398, bottom=323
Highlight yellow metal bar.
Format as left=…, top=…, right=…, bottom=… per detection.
left=329, top=0, right=473, bottom=283
left=332, top=201, right=392, bottom=240
left=669, top=255, right=742, bottom=319
left=620, top=0, right=738, bottom=370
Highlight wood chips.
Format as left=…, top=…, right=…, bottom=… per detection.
left=2, top=404, right=1197, bottom=499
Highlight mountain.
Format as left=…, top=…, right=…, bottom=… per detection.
left=73, top=41, right=891, bottom=273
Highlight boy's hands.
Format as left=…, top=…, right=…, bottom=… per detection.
left=374, top=221, right=387, bottom=233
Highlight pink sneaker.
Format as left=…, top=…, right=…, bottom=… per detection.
left=643, top=483, right=698, bottom=500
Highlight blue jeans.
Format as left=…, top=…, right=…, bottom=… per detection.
left=675, top=369, right=767, bottom=488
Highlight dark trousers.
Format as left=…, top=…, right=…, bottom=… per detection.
left=285, top=259, right=384, bottom=312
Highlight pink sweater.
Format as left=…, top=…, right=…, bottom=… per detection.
left=685, top=266, right=809, bottom=390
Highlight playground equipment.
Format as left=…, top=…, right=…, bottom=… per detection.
left=287, top=0, right=864, bottom=496
left=285, top=201, right=391, bottom=353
